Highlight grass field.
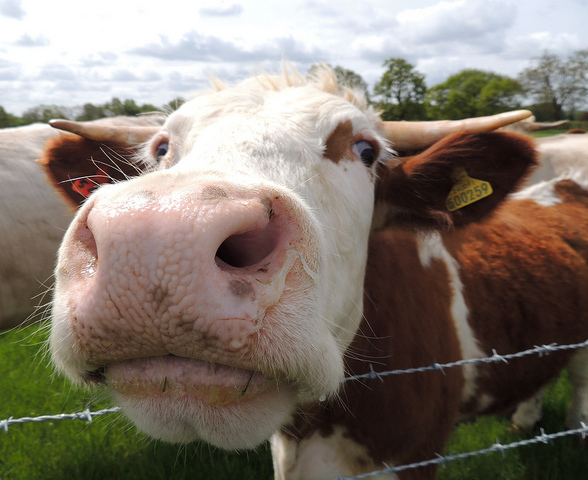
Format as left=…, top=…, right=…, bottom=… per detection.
left=2, top=323, right=588, bottom=479
left=532, top=129, right=570, bottom=138
left=0, top=324, right=273, bottom=480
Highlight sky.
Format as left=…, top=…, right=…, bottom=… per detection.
left=1, top=0, right=587, bottom=116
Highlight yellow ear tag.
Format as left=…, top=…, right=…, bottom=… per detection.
left=446, top=167, right=493, bottom=212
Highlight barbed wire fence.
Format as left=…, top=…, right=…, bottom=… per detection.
left=2, top=339, right=588, bottom=479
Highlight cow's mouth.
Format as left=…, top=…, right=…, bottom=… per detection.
left=86, top=355, right=277, bottom=407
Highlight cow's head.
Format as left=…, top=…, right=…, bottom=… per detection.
left=42, top=66, right=535, bottom=449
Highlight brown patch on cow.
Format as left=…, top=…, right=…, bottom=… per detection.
left=454, top=184, right=588, bottom=416
left=286, top=229, right=464, bottom=478
left=200, top=185, right=229, bottom=201
left=324, top=120, right=354, bottom=163
left=229, top=279, right=254, bottom=298
left=38, top=133, right=146, bottom=208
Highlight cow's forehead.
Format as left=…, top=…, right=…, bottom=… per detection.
left=165, top=74, right=377, bottom=150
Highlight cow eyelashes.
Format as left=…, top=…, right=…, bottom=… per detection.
left=352, top=140, right=378, bottom=167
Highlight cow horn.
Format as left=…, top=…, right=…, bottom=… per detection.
left=381, top=110, right=533, bottom=151
left=49, top=119, right=160, bottom=145
left=531, top=119, right=569, bottom=131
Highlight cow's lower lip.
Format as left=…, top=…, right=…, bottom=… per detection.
left=104, top=355, right=274, bottom=407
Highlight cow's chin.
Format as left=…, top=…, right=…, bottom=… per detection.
left=105, top=356, right=297, bottom=449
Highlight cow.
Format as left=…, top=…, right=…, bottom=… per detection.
left=499, top=115, right=568, bottom=135
left=0, top=115, right=163, bottom=331
left=498, top=118, right=588, bottom=189
left=42, top=66, right=588, bottom=480
left=523, top=133, right=588, bottom=186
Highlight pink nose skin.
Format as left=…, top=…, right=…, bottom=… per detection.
left=58, top=177, right=312, bottom=375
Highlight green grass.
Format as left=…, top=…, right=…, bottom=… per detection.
left=1, top=323, right=587, bottom=479
left=531, top=129, right=570, bottom=138
left=437, top=374, right=588, bottom=480
left=0, top=323, right=273, bottom=480
left=530, top=121, right=588, bottom=138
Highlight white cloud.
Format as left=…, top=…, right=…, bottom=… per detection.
left=0, top=0, right=25, bottom=20
left=398, top=1, right=514, bottom=43
left=199, top=3, right=243, bottom=17
left=109, top=69, right=163, bottom=83
left=128, top=30, right=326, bottom=64
left=13, top=33, right=49, bottom=47
left=79, top=52, right=119, bottom=68
left=36, top=63, right=77, bottom=82
left=0, top=58, right=20, bottom=80
left=0, top=0, right=587, bottom=116
left=395, top=0, right=515, bottom=55
left=503, top=32, right=584, bottom=60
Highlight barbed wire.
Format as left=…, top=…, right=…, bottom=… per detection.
left=0, top=407, right=121, bottom=432
left=334, top=423, right=588, bottom=480
left=1, top=338, right=588, bottom=478
left=343, top=338, right=588, bottom=383
left=2, top=405, right=587, bottom=479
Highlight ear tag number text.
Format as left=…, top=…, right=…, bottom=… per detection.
left=446, top=167, right=493, bottom=212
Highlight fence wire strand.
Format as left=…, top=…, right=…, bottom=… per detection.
left=343, top=338, right=588, bottom=383
left=0, top=407, right=121, bottom=432
left=334, top=423, right=588, bottom=480
left=2, top=338, right=588, bottom=478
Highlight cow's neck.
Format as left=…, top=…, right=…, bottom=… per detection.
left=274, top=227, right=465, bottom=478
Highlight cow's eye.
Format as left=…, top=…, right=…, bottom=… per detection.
left=352, top=140, right=377, bottom=167
left=150, top=132, right=171, bottom=163
left=155, top=141, right=169, bottom=161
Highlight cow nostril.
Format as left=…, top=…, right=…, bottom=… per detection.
left=75, top=218, right=99, bottom=276
left=216, top=222, right=281, bottom=269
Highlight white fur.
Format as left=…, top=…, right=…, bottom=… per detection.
left=524, top=134, right=588, bottom=187
left=416, top=232, right=485, bottom=403
left=510, top=178, right=563, bottom=207
left=512, top=168, right=588, bottom=207
left=50, top=68, right=389, bottom=449
left=511, top=389, right=544, bottom=431
left=271, top=427, right=396, bottom=480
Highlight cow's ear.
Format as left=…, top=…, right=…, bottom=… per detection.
left=375, top=132, right=537, bottom=229
left=38, top=133, right=148, bottom=208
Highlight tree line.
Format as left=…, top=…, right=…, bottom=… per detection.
left=0, top=97, right=186, bottom=128
left=354, top=49, right=587, bottom=122
left=1, top=49, right=587, bottom=129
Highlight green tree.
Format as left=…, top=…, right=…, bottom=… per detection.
left=77, top=102, right=107, bottom=121
left=164, top=97, right=186, bottom=112
left=110, top=98, right=157, bottom=116
left=426, top=70, right=522, bottom=120
left=76, top=98, right=161, bottom=121
left=308, top=64, right=370, bottom=100
left=333, top=66, right=370, bottom=101
left=0, top=106, right=24, bottom=128
left=21, top=105, right=69, bottom=124
left=518, top=50, right=588, bottom=120
left=373, top=58, right=427, bottom=120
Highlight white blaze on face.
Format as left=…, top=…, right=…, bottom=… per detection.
left=50, top=70, right=387, bottom=448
